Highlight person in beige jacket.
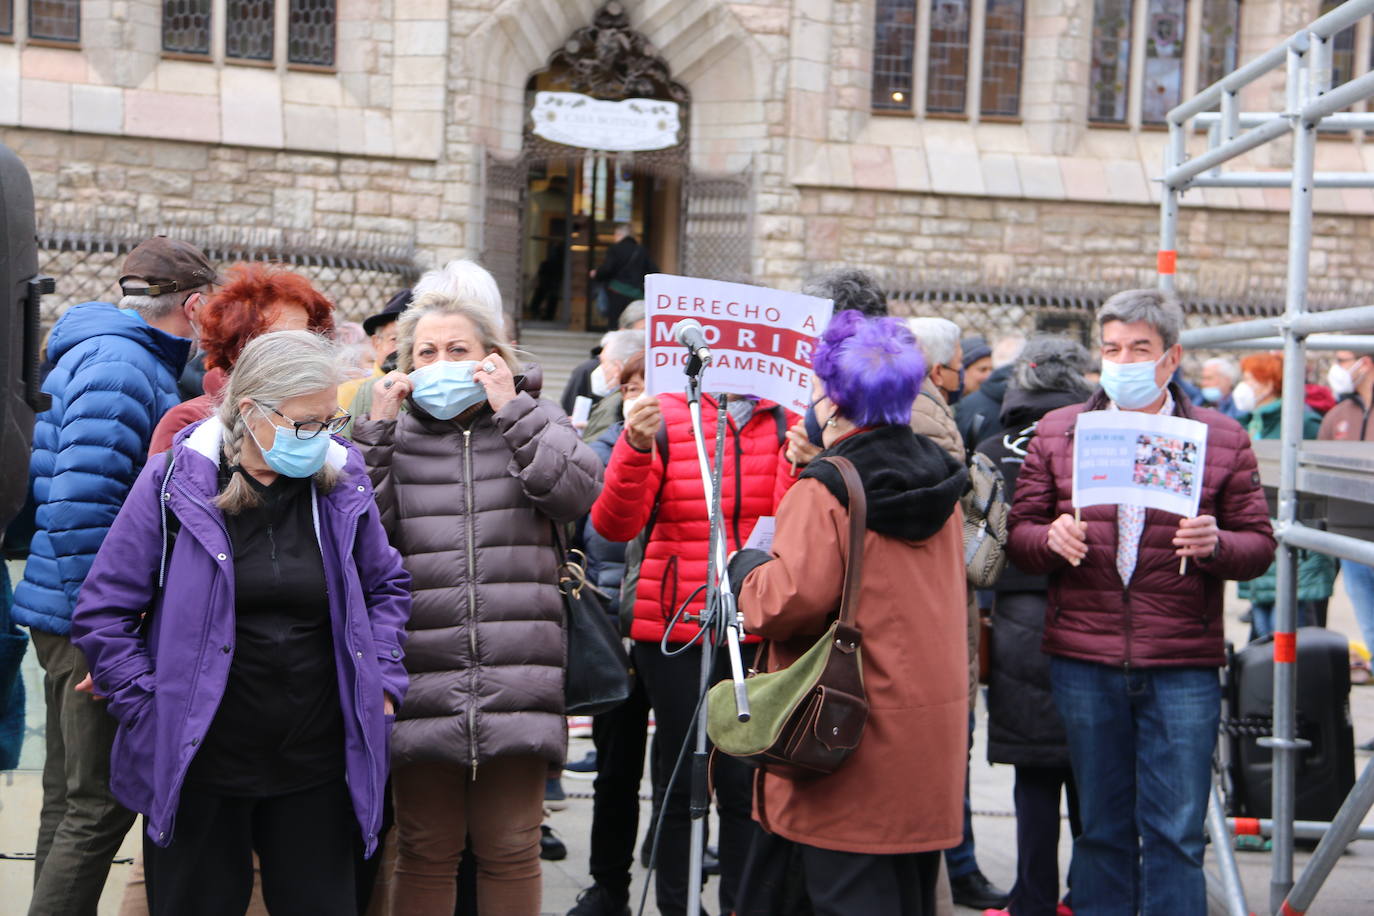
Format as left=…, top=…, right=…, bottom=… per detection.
left=906, top=316, right=1012, bottom=911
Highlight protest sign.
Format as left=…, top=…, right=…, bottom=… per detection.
left=643, top=274, right=834, bottom=415
left=1073, top=411, right=1209, bottom=518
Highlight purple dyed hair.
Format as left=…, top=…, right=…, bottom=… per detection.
left=813, top=310, right=925, bottom=427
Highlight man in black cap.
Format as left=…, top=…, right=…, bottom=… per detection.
left=12, top=236, right=217, bottom=915
left=339, top=288, right=410, bottom=410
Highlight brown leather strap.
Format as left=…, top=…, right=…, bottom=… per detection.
left=822, top=456, right=867, bottom=629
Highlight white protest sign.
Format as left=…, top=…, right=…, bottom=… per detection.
left=644, top=274, right=834, bottom=416
left=1073, top=411, right=1209, bottom=518
left=744, top=517, right=776, bottom=552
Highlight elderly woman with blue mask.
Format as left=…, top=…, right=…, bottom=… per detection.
left=353, top=289, right=602, bottom=915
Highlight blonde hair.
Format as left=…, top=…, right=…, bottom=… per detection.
left=215, top=330, right=343, bottom=513
left=394, top=291, right=520, bottom=374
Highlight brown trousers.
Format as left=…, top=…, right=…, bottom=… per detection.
left=390, top=755, right=545, bottom=916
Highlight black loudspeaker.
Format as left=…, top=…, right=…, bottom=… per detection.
left=1228, top=626, right=1355, bottom=822
left=0, top=143, right=52, bottom=536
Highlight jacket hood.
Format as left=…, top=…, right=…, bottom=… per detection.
left=977, top=364, right=1013, bottom=404
left=802, top=424, right=968, bottom=542
left=999, top=385, right=1090, bottom=430
left=48, top=301, right=191, bottom=373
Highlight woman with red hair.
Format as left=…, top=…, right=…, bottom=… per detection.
left=1234, top=352, right=1335, bottom=638
left=149, top=264, right=335, bottom=453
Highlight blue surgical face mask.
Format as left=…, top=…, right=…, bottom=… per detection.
left=248, top=406, right=331, bottom=479
left=1100, top=353, right=1167, bottom=410
left=804, top=397, right=826, bottom=448
left=409, top=360, right=487, bottom=420
left=1201, top=386, right=1224, bottom=405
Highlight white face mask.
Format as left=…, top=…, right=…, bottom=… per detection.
left=1329, top=363, right=1356, bottom=398
left=621, top=396, right=640, bottom=421
left=1231, top=381, right=1258, bottom=414
left=590, top=364, right=617, bottom=398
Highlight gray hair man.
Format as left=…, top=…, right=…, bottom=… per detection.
left=1197, top=356, right=1243, bottom=419
left=1007, top=288, right=1276, bottom=914
left=906, top=316, right=965, bottom=460
left=11, top=236, right=217, bottom=914
left=580, top=328, right=646, bottom=443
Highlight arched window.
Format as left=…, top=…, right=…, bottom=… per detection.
left=1089, top=0, right=1242, bottom=125
left=871, top=0, right=1027, bottom=119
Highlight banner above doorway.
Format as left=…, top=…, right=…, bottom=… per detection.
left=531, top=91, right=682, bottom=152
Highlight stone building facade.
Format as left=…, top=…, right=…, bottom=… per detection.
left=1, top=0, right=1370, bottom=328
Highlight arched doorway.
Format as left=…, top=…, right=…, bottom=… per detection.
left=481, top=1, right=753, bottom=333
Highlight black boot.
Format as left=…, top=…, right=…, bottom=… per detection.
left=567, top=884, right=631, bottom=916
left=949, top=869, right=1011, bottom=909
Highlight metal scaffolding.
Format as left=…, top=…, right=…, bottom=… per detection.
left=1162, top=2, right=1374, bottom=912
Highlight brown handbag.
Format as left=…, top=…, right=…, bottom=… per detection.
left=706, top=456, right=869, bottom=778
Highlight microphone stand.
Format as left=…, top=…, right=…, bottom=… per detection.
left=679, top=353, right=751, bottom=916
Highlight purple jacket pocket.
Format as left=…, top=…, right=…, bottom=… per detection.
left=109, top=692, right=156, bottom=816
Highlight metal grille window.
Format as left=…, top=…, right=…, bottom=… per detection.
left=872, top=0, right=918, bottom=110
left=1197, top=0, right=1240, bottom=89
left=288, top=0, right=334, bottom=67
left=28, top=0, right=79, bottom=42
left=927, top=0, right=972, bottom=114
left=1142, top=0, right=1186, bottom=124
left=980, top=0, right=1025, bottom=117
left=1, top=0, right=12, bottom=37
left=1089, top=0, right=1134, bottom=122
left=226, top=0, right=273, bottom=61
left=163, top=0, right=211, bottom=55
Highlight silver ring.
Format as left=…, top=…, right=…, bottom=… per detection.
left=383, top=379, right=394, bottom=389
left=482, top=361, right=496, bottom=374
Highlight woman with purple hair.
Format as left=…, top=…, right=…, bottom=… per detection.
left=729, top=311, right=972, bottom=916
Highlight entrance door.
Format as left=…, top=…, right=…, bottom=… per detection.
left=522, top=156, right=679, bottom=332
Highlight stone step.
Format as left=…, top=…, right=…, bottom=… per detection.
left=516, top=324, right=604, bottom=404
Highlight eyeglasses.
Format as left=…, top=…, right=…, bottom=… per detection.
left=257, top=403, right=351, bottom=439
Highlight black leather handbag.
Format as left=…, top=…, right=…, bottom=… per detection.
left=556, top=528, right=633, bottom=717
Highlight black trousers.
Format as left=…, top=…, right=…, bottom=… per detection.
left=635, top=640, right=760, bottom=916
left=589, top=668, right=653, bottom=898
left=800, top=844, right=939, bottom=916
left=143, top=779, right=357, bottom=916
left=1009, top=765, right=1081, bottom=916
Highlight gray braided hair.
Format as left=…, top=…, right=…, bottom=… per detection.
left=215, top=330, right=344, bottom=513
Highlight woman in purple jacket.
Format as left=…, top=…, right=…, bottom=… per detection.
left=71, top=330, right=411, bottom=916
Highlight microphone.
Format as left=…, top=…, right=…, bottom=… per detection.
left=672, top=319, right=712, bottom=366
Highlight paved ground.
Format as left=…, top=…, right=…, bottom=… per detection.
left=2, top=564, right=1372, bottom=915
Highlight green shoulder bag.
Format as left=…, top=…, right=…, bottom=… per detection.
left=706, top=456, right=869, bottom=778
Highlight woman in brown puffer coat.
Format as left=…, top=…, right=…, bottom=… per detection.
left=351, top=290, right=602, bottom=916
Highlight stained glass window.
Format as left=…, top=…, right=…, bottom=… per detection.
left=1197, top=0, right=1239, bottom=89
left=1089, top=0, right=1134, bottom=122
left=980, top=0, right=1025, bottom=117
left=927, top=0, right=972, bottom=114
left=1142, top=0, right=1187, bottom=123
left=163, top=0, right=210, bottom=55
left=0, top=0, right=12, bottom=37
left=226, top=0, right=274, bottom=61
left=873, top=0, right=917, bottom=111
left=288, top=0, right=334, bottom=67
left=28, top=0, right=79, bottom=42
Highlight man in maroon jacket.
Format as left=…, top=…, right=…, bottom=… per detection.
left=1007, top=289, right=1275, bottom=915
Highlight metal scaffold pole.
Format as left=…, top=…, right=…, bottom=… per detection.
left=1161, top=2, right=1374, bottom=910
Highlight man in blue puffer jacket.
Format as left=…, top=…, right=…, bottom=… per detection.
left=13, top=236, right=215, bottom=916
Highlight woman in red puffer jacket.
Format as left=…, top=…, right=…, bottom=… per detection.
left=591, top=390, right=796, bottom=916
